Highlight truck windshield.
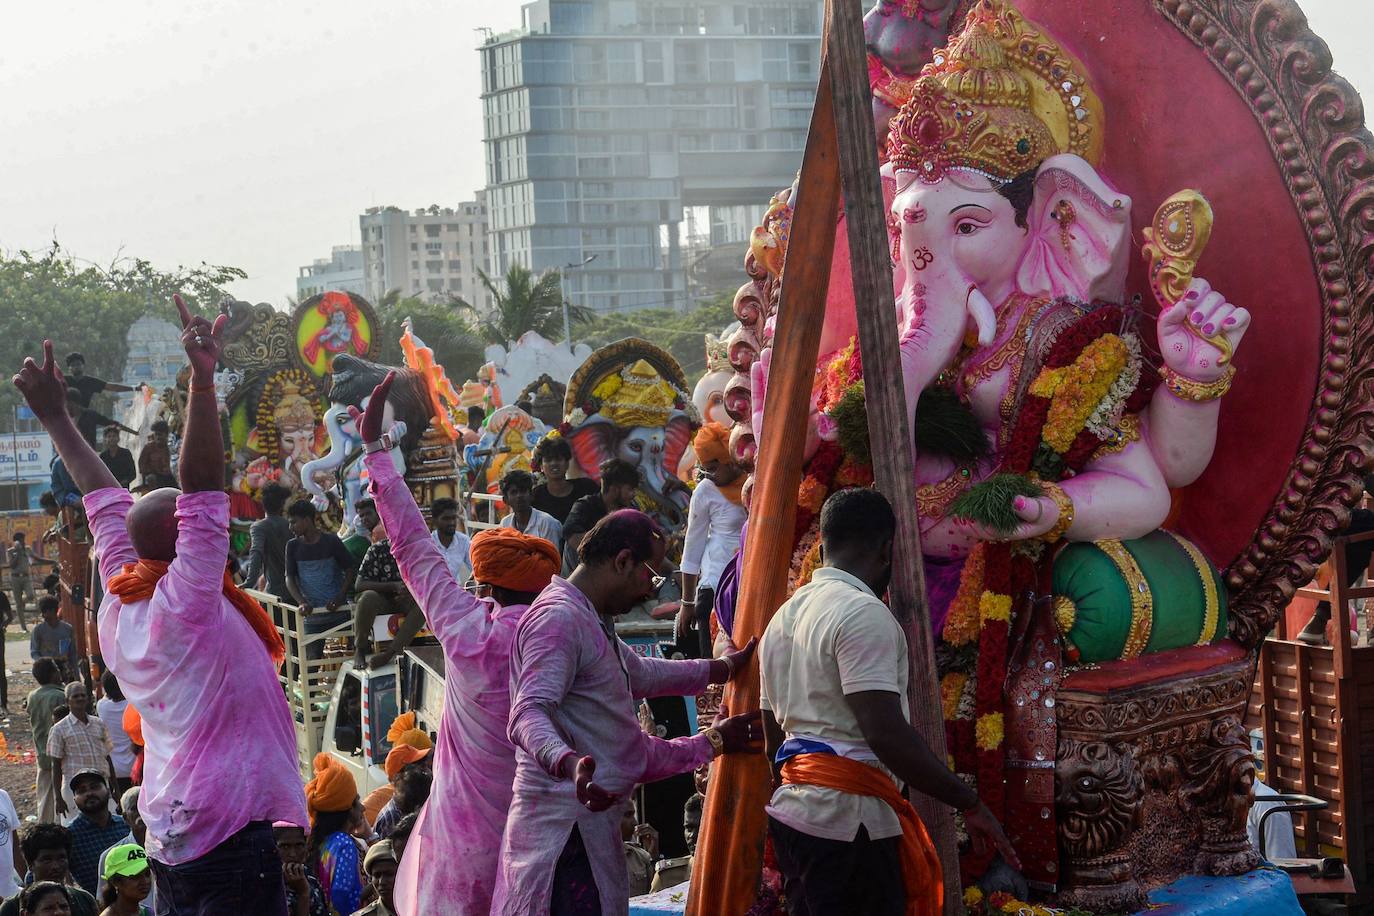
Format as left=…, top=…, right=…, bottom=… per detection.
left=369, top=672, right=399, bottom=763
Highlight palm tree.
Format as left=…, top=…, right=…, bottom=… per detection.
left=454, top=264, right=593, bottom=347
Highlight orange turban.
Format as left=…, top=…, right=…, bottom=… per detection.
left=122, top=705, right=143, bottom=748
left=385, top=744, right=431, bottom=781
left=693, top=423, right=731, bottom=465
left=470, top=528, right=560, bottom=594
left=304, top=752, right=358, bottom=823
left=386, top=712, right=433, bottom=751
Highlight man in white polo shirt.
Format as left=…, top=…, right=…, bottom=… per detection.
left=758, top=488, right=1019, bottom=914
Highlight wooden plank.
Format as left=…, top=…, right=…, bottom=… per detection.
left=1259, top=643, right=1279, bottom=800
left=1295, top=642, right=1319, bottom=857
left=824, top=0, right=959, bottom=906
left=686, top=31, right=842, bottom=916
left=1337, top=676, right=1368, bottom=884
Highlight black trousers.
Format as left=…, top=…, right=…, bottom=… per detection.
left=150, top=820, right=287, bottom=916
left=550, top=825, right=601, bottom=916
left=769, top=816, right=905, bottom=916
left=693, top=587, right=715, bottom=659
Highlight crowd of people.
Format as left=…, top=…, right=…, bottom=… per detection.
left=0, top=285, right=1087, bottom=916
left=0, top=301, right=772, bottom=916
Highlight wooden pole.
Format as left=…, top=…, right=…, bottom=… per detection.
left=685, top=23, right=842, bottom=916
left=827, top=0, right=963, bottom=909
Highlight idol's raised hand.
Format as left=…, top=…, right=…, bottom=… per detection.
left=12, top=340, right=68, bottom=424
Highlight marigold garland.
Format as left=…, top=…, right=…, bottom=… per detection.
left=975, top=712, right=1005, bottom=751
left=979, top=592, right=1012, bottom=625
left=1034, top=334, right=1129, bottom=453
left=941, top=672, right=968, bottom=721
left=942, top=544, right=986, bottom=647
left=797, top=477, right=828, bottom=514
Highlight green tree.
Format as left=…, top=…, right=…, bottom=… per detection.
left=371, top=290, right=487, bottom=383
left=0, top=243, right=244, bottom=423
left=455, top=265, right=593, bottom=347
left=574, top=292, right=737, bottom=376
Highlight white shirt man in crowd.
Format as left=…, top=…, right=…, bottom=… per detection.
left=47, top=681, right=115, bottom=823
left=429, top=497, right=472, bottom=584
left=758, top=488, right=1019, bottom=914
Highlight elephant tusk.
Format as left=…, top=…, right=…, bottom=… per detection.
left=967, top=285, right=998, bottom=347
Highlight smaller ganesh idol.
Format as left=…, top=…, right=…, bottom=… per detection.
left=465, top=405, right=548, bottom=497
left=299, top=292, right=371, bottom=375
left=561, top=339, right=699, bottom=530
left=240, top=376, right=326, bottom=500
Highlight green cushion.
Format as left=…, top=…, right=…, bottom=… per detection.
left=1050, top=529, right=1228, bottom=662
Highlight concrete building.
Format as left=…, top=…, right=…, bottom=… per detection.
left=478, top=0, right=820, bottom=314
left=297, top=246, right=366, bottom=300
left=359, top=193, right=492, bottom=309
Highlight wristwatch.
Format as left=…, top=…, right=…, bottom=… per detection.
left=363, top=421, right=408, bottom=454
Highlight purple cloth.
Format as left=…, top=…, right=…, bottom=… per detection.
left=924, top=553, right=967, bottom=638
left=712, top=522, right=749, bottom=639
left=85, top=488, right=307, bottom=866
left=494, top=577, right=716, bottom=914
left=366, top=453, right=526, bottom=916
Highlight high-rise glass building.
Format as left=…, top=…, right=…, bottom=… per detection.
left=479, top=0, right=821, bottom=314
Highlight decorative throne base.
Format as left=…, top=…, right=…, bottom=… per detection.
left=1053, top=641, right=1260, bottom=912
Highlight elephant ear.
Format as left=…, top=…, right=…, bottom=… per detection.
left=662, top=414, right=696, bottom=482
left=1015, top=153, right=1133, bottom=304
left=566, top=419, right=618, bottom=481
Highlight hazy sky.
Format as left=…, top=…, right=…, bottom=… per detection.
left=1, top=1, right=1371, bottom=306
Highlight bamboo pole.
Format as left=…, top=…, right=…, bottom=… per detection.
left=689, top=1, right=962, bottom=910
left=685, top=29, right=842, bottom=916
left=826, top=1, right=962, bottom=909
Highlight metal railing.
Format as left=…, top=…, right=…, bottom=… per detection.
left=466, top=491, right=504, bottom=532
left=247, top=587, right=354, bottom=780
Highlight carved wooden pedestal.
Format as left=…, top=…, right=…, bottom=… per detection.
left=404, top=427, right=461, bottom=513
left=1053, top=641, right=1260, bottom=912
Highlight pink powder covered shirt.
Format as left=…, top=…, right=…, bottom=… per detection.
left=493, top=577, right=715, bottom=915
left=366, top=453, right=524, bottom=915
left=85, top=488, right=308, bottom=865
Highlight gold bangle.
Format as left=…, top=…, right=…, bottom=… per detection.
left=190, top=382, right=216, bottom=394
left=1159, top=364, right=1235, bottom=402
left=704, top=727, right=725, bottom=757
left=1039, top=482, right=1075, bottom=543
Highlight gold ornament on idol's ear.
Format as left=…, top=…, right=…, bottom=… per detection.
left=1142, top=190, right=1231, bottom=366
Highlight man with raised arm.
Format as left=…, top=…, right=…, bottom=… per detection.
left=494, top=507, right=763, bottom=915
left=13, top=297, right=308, bottom=915
left=345, top=372, right=561, bottom=914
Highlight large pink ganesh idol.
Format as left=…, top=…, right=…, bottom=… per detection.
left=728, top=1, right=1274, bottom=902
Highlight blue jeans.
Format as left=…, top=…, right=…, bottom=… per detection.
left=150, top=820, right=287, bottom=916
left=303, top=609, right=351, bottom=661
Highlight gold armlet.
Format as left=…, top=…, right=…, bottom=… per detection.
left=1160, top=364, right=1235, bottom=402
left=1039, top=482, right=1075, bottom=543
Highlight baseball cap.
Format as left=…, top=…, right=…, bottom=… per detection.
left=68, top=767, right=107, bottom=792
left=103, top=844, right=150, bottom=880
left=364, top=839, right=397, bottom=873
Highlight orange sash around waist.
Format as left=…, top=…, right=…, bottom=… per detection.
left=780, top=753, right=942, bottom=916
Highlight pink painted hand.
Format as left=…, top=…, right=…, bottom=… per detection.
left=1158, top=277, right=1250, bottom=383
left=174, top=294, right=228, bottom=380
left=345, top=371, right=396, bottom=445
left=567, top=755, right=620, bottom=812
left=12, top=340, right=68, bottom=422
left=963, top=493, right=1060, bottom=543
